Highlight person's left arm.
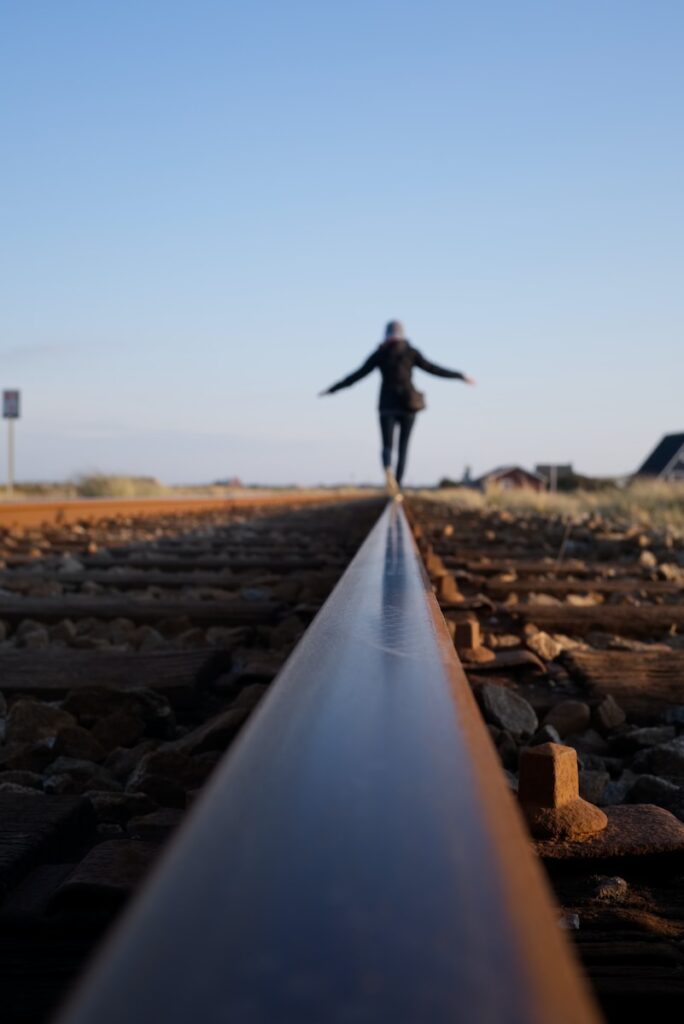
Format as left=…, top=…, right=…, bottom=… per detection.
left=413, top=349, right=475, bottom=384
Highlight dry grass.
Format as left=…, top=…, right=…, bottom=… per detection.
left=0, top=474, right=378, bottom=502
left=0, top=473, right=251, bottom=501
left=421, top=480, right=684, bottom=533
left=73, top=474, right=171, bottom=498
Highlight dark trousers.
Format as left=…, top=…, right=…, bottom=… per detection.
left=380, top=412, right=416, bottom=485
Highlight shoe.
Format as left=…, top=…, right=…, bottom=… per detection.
left=385, top=467, right=399, bottom=497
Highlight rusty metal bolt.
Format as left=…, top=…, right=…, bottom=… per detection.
left=518, top=743, right=608, bottom=841
left=425, top=551, right=445, bottom=576
left=437, top=572, right=462, bottom=603
left=451, top=615, right=481, bottom=652
left=449, top=615, right=495, bottom=664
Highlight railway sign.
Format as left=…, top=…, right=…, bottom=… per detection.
left=3, top=390, right=20, bottom=419
left=2, top=390, right=20, bottom=495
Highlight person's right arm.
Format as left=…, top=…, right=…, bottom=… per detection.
left=320, top=350, right=380, bottom=395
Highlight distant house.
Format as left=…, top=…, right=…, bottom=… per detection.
left=476, top=466, right=547, bottom=492
left=635, top=434, right=684, bottom=481
left=535, top=464, right=574, bottom=484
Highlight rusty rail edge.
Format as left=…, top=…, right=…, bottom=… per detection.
left=0, top=492, right=369, bottom=530
left=54, top=501, right=602, bottom=1024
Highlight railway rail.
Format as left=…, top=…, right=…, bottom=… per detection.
left=51, top=496, right=599, bottom=1024
left=411, top=497, right=684, bottom=1020
left=0, top=495, right=380, bottom=1023
left=0, top=492, right=356, bottom=530
left=0, top=492, right=681, bottom=1020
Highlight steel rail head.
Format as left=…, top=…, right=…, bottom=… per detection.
left=0, top=492, right=369, bottom=530
left=54, top=501, right=602, bottom=1024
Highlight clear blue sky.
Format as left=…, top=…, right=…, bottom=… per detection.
left=1, top=1, right=682, bottom=485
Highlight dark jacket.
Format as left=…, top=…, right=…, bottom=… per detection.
left=328, top=339, right=465, bottom=412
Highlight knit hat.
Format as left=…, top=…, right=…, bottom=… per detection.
left=384, top=320, right=406, bottom=341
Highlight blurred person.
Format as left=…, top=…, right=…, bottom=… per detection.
left=320, top=321, right=475, bottom=496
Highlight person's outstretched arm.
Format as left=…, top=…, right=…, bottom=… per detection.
left=413, top=349, right=476, bottom=385
left=319, top=350, right=380, bottom=395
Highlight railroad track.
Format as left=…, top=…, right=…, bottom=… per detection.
left=0, top=493, right=353, bottom=531
left=0, top=495, right=382, bottom=1023
left=1, top=493, right=682, bottom=1021
left=411, top=497, right=684, bottom=1021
